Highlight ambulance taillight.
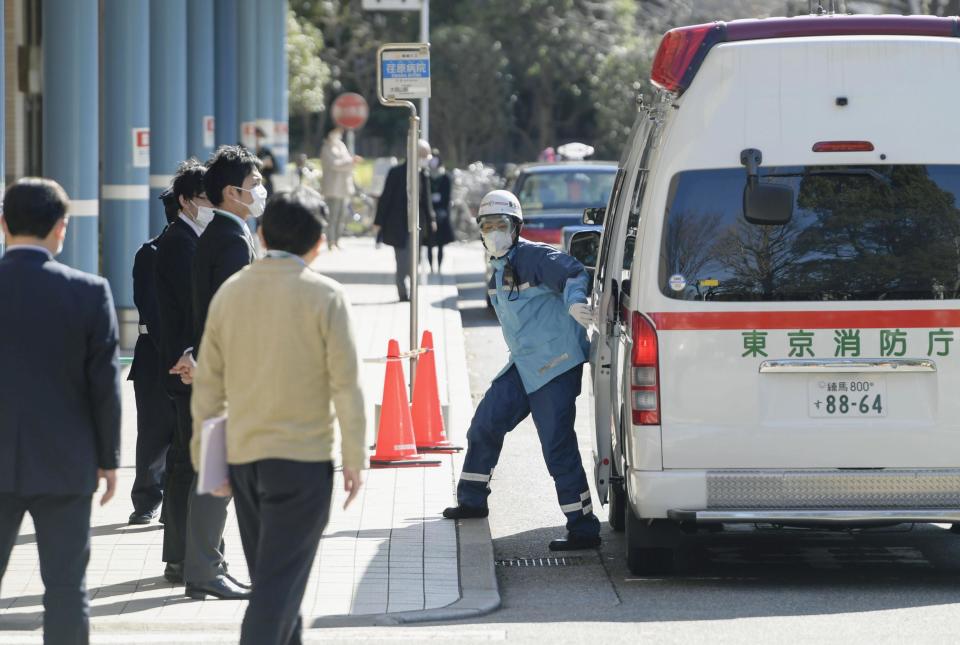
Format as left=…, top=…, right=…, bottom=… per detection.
left=651, top=15, right=960, bottom=96
left=630, top=312, right=660, bottom=426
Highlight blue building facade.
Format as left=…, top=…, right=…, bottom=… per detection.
left=1, top=0, right=289, bottom=347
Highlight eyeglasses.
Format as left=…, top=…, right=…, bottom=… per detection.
left=479, top=216, right=512, bottom=234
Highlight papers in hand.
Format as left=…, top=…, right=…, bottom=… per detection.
left=197, top=416, right=228, bottom=495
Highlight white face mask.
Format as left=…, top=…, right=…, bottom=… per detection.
left=194, top=203, right=215, bottom=229
left=232, top=184, right=268, bottom=218
left=482, top=230, right=513, bottom=258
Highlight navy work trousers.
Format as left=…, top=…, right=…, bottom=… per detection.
left=457, top=364, right=600, bottom=537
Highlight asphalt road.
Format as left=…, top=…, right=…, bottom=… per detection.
left=437, top=242, right=960, bottom=644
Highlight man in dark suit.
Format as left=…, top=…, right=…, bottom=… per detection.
left=0, top=178, right=122, bottom=645
left=127, top=190, right=179, bottom=525
left=373, top=139, right=436, bottom=302
left=188, top=145, right=263, bottom=346
left=169, top=145, right=261, bottom=601
left=154, top=160, right=243, bottom=593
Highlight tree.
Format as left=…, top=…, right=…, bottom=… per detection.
left=428, top=25, right=514, bottom=167
left=480, top=0, right=638, bottom=159
left=589, top=38, right=654, bottom=160
left=287, top=9, right=330, bottom=153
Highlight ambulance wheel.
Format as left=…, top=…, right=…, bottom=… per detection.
left=608, top=478, right=625, bottom=533
left=625, top=509, right=677, bottom=575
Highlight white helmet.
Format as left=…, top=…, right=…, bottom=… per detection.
left=477, top=190, right=523, bottom=224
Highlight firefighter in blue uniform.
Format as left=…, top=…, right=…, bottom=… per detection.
left=443, top=190, right=601, bottom=551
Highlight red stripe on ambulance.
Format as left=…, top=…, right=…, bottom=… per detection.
left=648, top=310, right=960, bottom=331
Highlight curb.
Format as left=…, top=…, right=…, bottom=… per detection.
left=372, top=517, right=500, bottom=625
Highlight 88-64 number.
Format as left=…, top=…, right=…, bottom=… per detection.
left=825, top=394, right=882, bottom=415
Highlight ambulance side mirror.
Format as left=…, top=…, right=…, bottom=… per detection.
left=569, top=230, right=600, bottom=270
left=570, top=231, right=600, bottom=295
left=582, top=206, right=605, bottom=225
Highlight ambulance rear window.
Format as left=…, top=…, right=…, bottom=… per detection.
left=660, top=165, right=960, bottom=302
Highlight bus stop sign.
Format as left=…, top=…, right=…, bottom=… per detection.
left=378, top=45, right=431, bottom=102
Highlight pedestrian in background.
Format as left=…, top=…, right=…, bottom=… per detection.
left=0, top=178, right=122, bottom=644
left=126, top=190, right=179, bottom=527
left=427, top=150, right=455, bottom=273
left=255, top=127, right=277, bottom=197
left=154, top=160, right=221, bottom=587
left=191, top=187, right=366, bottom=645
left=320, top=124, right=359, bottom=250
left=295, top=153, right=319, bottom=189
left=373, top=139, right=436, bottom=302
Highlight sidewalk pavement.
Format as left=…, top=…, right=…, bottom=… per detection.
left=0, top=238, right=497, bottom=639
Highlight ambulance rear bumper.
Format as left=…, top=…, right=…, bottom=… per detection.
left=667, top=509, right=960, bottom=524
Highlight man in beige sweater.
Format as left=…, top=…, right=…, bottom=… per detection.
left=190, top=187, right=365, bottom=645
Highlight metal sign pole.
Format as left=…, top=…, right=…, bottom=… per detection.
left=406, top=112, right=420, bottom=394
left=377, top=43, right=430, bottom=398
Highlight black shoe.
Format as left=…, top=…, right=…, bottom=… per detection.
left=163, top=562, right=184, bottom=584
left=549, top=533, right=602, bottom=551
left=128, top=509, right=159, bottom=525
left=399, top=295, right=410, bottom=303
left=184, top=575, right=251, bottom=600
left=442, top=504, right=488, bottom=519
left=224, top=571, right=251, bottom=590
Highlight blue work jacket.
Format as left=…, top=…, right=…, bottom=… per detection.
left=487, top=239, right=590, bottom=393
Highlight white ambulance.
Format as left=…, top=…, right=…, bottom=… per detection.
left=571, top=14, right=960, bottom=574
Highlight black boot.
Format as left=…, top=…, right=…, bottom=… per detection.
left=442, top=504, right=489, bottom=519
left=549, top=533, right=601, bottom=551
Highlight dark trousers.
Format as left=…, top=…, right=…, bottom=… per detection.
left=392, top=244, right=410, bottom=300
left=231, top=460, right=333, bottom=645
left=457, top=364, right=601, bottom=537
left=162, top=394, right=228, bottom=581
left=425, top=244, right=445, bottom=272
left=130, top=375, right=175, bottom=514
left=163, top=393, right=195, bottom=564
left=0, top=493, right=92, bottom=645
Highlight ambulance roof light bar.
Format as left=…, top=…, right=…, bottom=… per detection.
left=651, top=15, right=960, bottom=95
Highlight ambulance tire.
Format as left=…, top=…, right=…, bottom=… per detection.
left=607, top=478, right=625, bottom=533
left=625, top=509, right=678, bottom=575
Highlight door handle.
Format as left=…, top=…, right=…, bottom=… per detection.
left=758, top=358, right=936, bottom=373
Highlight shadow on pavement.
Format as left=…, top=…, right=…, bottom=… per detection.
left=314, top=271, right=395, bottom=284
left=15, top=522, right=159, bottom=546
left=351, top=300, right=403, bottom=307
left=461, top=523, right=960, bottom=624
left=2, top=575, right=184, bottom=618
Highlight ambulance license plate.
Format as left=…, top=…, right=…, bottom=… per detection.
left=808, top=376, right=887, bottom=418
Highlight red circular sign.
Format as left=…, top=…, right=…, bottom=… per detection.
left=332, top=93, right=369, bottom=131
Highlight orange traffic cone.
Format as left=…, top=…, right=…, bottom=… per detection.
left=370, top=339, right=440, bottom=469
left=411, top=331, right=462, bottom=453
